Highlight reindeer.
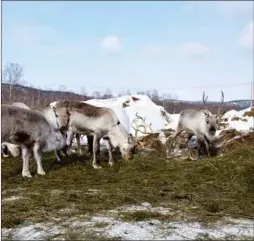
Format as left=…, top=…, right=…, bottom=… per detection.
left=43, top=100, right=136, bottom=169
left=61, top=105, right=131, bottom=165
left=1, top=104, right=66, bottom=178
left=2, top=102, right=69, bottom=162
left=167, top=91, right=224, bottom=159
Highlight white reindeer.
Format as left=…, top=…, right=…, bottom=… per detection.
left=43, top=100, right=136, bottom=169
left=167, top=91, right=224, bottom=159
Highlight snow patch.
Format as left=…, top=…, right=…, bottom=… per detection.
left=2, top=203, right=253, bottom=240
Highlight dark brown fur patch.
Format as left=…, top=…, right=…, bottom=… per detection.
left=11, top=131, right=30, bottom=143
left=55, top=101, right=108, bottom=117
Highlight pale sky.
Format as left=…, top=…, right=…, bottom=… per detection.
left=2, top=1, right=254, bottom=101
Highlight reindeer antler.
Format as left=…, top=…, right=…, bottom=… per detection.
left=135, top=112, right=146, bottom=123
left=216, top=90, right=225, bottom=117
left=131, top=112, right=153, bottom=140
left=202, top=91, right=208, bottom=110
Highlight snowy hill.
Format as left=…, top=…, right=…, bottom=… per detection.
left=85, top=95, right=172, bottom=138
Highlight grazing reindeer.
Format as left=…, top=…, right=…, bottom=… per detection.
left=64, top=105, right=131, bottom=165
left=1, top=104, right=66, bottom=178
left=44, top=100, right=135, bottom=169
left=168, top=91, right=224, bottom=159
left=2, top=102, right=68, bottom=162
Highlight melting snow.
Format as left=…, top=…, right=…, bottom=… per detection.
left=2, top=203, right=253, bottom=240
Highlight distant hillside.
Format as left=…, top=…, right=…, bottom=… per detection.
left=1, top=83, right=251, bottom=113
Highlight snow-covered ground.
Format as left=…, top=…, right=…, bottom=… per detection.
left=221, top=107, right=254, bottom=131
left=2, top=202, right=253, bottom=240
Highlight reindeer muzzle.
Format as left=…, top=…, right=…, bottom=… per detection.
left=123, top=153, right=134, bottom=160
left=209, top=126, right=216, bottom=135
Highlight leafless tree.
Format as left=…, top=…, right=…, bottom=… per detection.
left=126, top=89, right=131, bottom=95
left=58, top=85, right=66, bottom=100
left=37, top=86, right=41, bottom=105
left=92, top=90, right=101, bottom=99
left=102, top=88, right=113, bottom=99
left=151, top=89, right=159, bottom=101
left=80, top=86, right=87, bottom=100
left=2, top=62, right=24, bottom=101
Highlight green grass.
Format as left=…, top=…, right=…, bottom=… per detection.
left=2, top=146, right=254, bottom=229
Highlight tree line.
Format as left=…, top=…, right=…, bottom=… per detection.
left=1, top=62, right=234, bottom=113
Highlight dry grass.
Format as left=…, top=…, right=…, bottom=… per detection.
left=2, top=145, right=254, bottom=229
left=243, top=107, right=254, bottom=117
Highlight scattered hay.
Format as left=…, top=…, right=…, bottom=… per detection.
left=131, top=96, right=140, bottom=101
left=122, top=103, right=129, bottom=108
left=218, top=130, right=254, bottom=153
left=2, top=139, right=254, bottom=231
left=231, top=116, right=249, bottom=122
left=243, top=107, right=254, bottom=117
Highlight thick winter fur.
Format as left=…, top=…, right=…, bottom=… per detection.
left=1, top=142, right=20, bottom=157
left=1, top=102, right=31, bottom=158
left=45, top=100, right=135, bottom=169
left=168, top=109, right=218, bottom=159
left=1, top=104, right=66, bottom=178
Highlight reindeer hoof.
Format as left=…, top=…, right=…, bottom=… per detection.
left=37, top=170, right=46, bottom=175
left=93, top=164, right=102, bottom=169
left=22, top=171, right=32, bottom=178
left=109, top=161, right=115, bottom=167
left=56, top=158, right=62, bottom=162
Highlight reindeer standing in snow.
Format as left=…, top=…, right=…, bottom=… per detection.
left=167, top=91, right=224, bottom=159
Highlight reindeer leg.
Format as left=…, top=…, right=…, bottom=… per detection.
left=87, top=135, right=94, bottom=155
left=21, top=145, right=32, bottom=178
left=76, top=133, right=83, bottom=156
left=104, top=137, right=114, bottom=167
left=66, top=131, right=75, bottom=155
left=61, top=146, right=69, bottom=157
left=55, top=149, right=62, bottom=162
left=187, top=134, right=193, bottom=160
left=167, top=128, right=184, bottom=158
left=195, top=140, right=202, bottom=160
left=92, top=134, right=102, bottom=169
left=204, top=139, right=211, bottom=158
left=33, top=142, right=45, bottom=175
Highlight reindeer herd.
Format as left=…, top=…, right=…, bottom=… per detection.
left=1, top=91, right=225, bottom=178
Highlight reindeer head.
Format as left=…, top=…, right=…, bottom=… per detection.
left=118, top=133, right=136, bottom=160
left=51, top=106, right=70, bottom=135
left=202, top=91, right=218, bottom=137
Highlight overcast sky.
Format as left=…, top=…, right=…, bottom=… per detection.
left=2, top=1, right=253, bottom=101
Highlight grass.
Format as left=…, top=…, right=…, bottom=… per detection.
left=119, top=210, right=177, bottom=222
left=2, top=145, right=254, bottom=230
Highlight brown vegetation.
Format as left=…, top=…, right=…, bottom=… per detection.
left=243, top=107, right=254, bottom=117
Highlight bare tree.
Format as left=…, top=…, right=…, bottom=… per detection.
left=58, top=85, right=66, bottom=100
left=151, top=89, right=159, bottom=102
left=2, top=62, right=24, bottom=101
left=92, top=90, right=101, bottom=99
left=80, top=86, right=87, bottom=100
left=126, top=89, right=131, bottom=95
left=103, top=88, right=113, bottom=99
